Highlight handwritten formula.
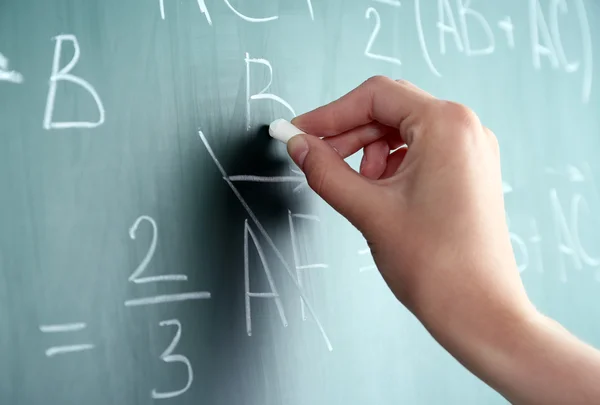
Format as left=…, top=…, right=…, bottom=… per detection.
left=1, top=1, right=598, bottom=404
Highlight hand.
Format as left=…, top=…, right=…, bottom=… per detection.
left=289, top=76, right=531, bottom=330
left=287, top=76, right=600, bottom=405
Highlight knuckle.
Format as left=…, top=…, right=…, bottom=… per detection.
left=430, top=101, right=483, bottom=144
left=441, top=101, right=480, bottom=128
left=365, top=75, right=392, bottom=88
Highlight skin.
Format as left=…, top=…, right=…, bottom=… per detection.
left=286, top=76, right=600, bottom=405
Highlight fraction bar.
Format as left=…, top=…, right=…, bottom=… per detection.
left=227, top=175, right=305, bottom=183
left=124, top=292, right=211, bottom=307
left=247, top=292, right=278, bottom=298
left=45, top=344, right=95, bottom=357
left=39, top=323, right=87, bottom=333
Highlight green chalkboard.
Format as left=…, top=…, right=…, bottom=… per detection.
left=1, top=1, right=600, bottom=404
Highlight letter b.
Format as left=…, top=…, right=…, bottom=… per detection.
left=43, top=34, right=105, bottom=130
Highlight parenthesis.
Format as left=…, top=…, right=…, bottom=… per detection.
left=414, top=0, right=442, bottom=77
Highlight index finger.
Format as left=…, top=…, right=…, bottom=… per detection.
left=292, top=76, right=434, bottom=139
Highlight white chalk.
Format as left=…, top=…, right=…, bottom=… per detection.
left=269, top=119, right=305, bottom=144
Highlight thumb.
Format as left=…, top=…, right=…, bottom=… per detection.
left=287, top=134, right=378, bottom=228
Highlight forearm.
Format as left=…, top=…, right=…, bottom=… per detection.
left=430, top=303, right=600, bottom=405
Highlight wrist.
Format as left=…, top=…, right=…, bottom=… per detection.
left=426, top=297, right=541, bottom=366
left=414, top=278, right=541, bottom=385
left=412, top=268, right=537, bottom=355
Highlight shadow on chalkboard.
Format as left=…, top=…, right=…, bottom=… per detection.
left=189, top=124, right=304, bottom=403
left=217, top=124, right=301, bottom=220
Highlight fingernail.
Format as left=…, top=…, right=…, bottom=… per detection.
left=287, top=135, right=309, bottom=169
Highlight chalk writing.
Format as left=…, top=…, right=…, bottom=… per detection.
left=571, top=194, right=600, bottom=267
left=125, top=215, right=211, bottom=307
left=228, top=175, right=305, bottom=184
left=364, top=7, right=402, bottom=67
left=43, top=34, right=105, bottom=130
left=288, top=211, right=329, bottom=320
left=437, top=0, right=464, bottom=55
left=550, top=0, right=579, bottom=73
left=124, top=292, right=211, bottom=307
left=198, top=130, right=332, bottom=351
left=5, top=6, right=600, bottom=401
left=152, top=319, right=193, bottom=400
left=530, top=0, right=560, bottom=70
left=550, top=188, right=583, bottom=282
left=223, top=0, right=278, bottom=23
left=567, top=165, right=585, bottom=182
left=374, top=0, right=401, bottom=6
left=415, top=0, right=442, bottom=76
left=437, top=0, right=494, bottom=56
left=39, top=322, right=94, bottom=357
left=498, top=17, right=515, bottom=49
left=159, top=0, right=212, bottom=25
left=290, top=169, right=309, bottom=193
left=457, top=0, right=495, bottom=56
left=544, top=0, right=594, bottom=102
left=0, top=52, right=23, bottom=83
left=128, top=215, right=188, bottom=284
left=244, top=219, right=288, bottom=335
left=306, top=0, right=314, bottom=20
left=574, top=0, right=593, bottom=103
left=39, top=323, right=86, bottom=333
left=245, top=53, right=296, bottom=130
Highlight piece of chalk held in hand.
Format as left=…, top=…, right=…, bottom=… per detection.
left=269, top=119, right=306, bottom=144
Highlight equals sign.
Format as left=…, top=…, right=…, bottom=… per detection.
left=39, top=322, right=95, bottom=357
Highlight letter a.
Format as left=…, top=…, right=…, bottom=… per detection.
left=43, top=34, right=105, bottom=130
left=529, top=0, right=559, bottom=70
left=437, top=0, right=464, bottom=55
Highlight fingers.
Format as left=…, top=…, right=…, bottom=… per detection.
left=360, top=139, right=389, bottom=180
left=380, top=147, right=408, bottom=179
left=325, top=122, right=399, bottom=158
left=287, top=134, right=380, bottom=229
left=292, top=76, right=434, bottom=144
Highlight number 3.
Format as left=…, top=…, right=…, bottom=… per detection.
left=152, top=319, right=193, bottom=399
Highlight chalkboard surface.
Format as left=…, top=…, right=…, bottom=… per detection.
left=1, top=1, right=600, bottom=404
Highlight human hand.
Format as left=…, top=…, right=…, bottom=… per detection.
left=289, top=76, right=532, bottom=329
left=286, top=76, right=600, bottom=405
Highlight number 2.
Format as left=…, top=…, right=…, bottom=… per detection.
left=128, top=215, right=187, bottom=284
left=152, top=319, right=193, bottom=399
left=364, top=7, right=402, bottom=67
